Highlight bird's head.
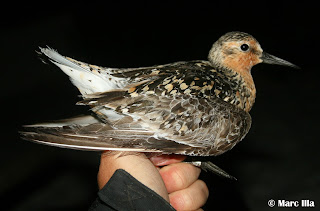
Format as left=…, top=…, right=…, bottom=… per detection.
left=208, top=31, right=298, bottom=77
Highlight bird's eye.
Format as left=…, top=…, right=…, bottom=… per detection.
left=240, top=44, right=250, bottom=52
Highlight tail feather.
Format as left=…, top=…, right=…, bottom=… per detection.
left=39, top=47, right=127, bottom=95
left=40, top=47, right=90, bottom=72
left=20, top=116, right=195, bottom=154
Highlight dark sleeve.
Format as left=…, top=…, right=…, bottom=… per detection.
left=89, top=169, right=175, bottom=211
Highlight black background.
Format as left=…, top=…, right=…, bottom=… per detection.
left=2, top=1, right=319, bottom=210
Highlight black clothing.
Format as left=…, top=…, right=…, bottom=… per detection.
left=89, top=169, right=175, bottom=211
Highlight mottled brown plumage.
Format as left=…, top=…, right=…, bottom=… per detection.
left=21, top=32, right=297, bottom=162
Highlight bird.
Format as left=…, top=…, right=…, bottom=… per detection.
left=21, top=31, right=298, bottom=179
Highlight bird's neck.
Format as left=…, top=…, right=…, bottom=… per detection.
left=241, top=71, right=256, bottom=112
left=219, top=66, right=256, bottom=112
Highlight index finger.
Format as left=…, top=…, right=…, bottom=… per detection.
left=149, top=154, right=187, bottom=166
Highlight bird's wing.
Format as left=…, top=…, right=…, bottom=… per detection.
left=21, top=91, right=251, bottom=156
left=20, top=115, right=196, bottom=154
left=78, top=88, right=251, bottom=156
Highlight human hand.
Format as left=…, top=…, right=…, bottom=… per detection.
left=97, top=152, right=209, bottom=211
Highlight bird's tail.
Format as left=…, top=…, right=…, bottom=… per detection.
left=39, top=47, right=124, bottom=96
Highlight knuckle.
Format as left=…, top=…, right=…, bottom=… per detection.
left=184, top=191, right=196, bottom=208
left=170, top=165, right=187, bottom=189
left=172, top=191, right=195, bottom=210
left=169, top=179, right=209, bottom=210
left=198, top=180, right=209, bottom=199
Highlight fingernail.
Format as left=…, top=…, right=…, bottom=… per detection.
left=150, top=155, right=169, bottom=166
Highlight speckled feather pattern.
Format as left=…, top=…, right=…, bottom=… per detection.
left=21, top=31, right=297, bottom=157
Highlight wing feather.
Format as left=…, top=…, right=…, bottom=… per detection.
left=20, top=116, right=196, bottom=154
left=78, top=90, right=251, bottom=156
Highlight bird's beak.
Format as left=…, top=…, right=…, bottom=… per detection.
left=260, top=52, right=299, bottom=69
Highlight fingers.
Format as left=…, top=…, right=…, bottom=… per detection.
left=150, top=154, right=187, bottom=166
left=98, top=152, right=209, bottom=209
left=169, top=180, right=209, bottom=211
left=159, top=163, right=208, bottom=210
left=159, top=163, right=201, bottom=193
